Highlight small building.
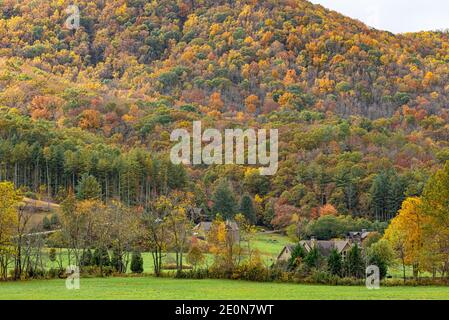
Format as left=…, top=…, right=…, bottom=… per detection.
left=187, top=207, right=207, bottom=223
left=277, top=238, right=353, bottom=263
left=347, top=229, right=374, bottom=245
left=277, top=244, right=295, bottom=262
left=193, top=220, right=240, bottom=242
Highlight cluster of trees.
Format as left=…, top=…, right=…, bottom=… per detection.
left=2, top=104, right=448, bottom=233
left=294, top=215, right=387, bottom=241
left=2, top=0, right=449, bottom=283
left=0, top=176, right=262, bottom=279
left=0, top=109, right=187, bottom=205
left=285, top=240, right=394, bottom=281
left=384, top=162, right=449, bottom=279
left=3, top=1, right=449, bottom=231
left=3, top=0, right=449, bottom=120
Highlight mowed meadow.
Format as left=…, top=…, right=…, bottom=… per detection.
left=1, top=232, right=446, bottom=300
left=1, top=277, right=449, bottom=300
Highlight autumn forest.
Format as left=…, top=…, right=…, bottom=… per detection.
left=1, top=0, right=449, bottom=294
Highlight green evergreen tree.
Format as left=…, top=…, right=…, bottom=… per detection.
left=92, top=248, right=111, bottom=267
left=370, top=171, right=390, bottom=220
left=239, top=194, right=256, bottom=224
left=49, top=248, right=57, bottom=263
left=346, top=244, right=365, bottom=278
left=288, top=244, right=306, bottom=270
left=76, top=173, right=101, bottom=200
left=387, top=174, right=406, bottom=219
left=50, top=213, right=59, bottom=226
left=42, top=216, right=51, bottom=230
left=111, top=248, right=125, bottom=273
left=304, top=246, right=321, bottom=269
left=212, top=179, right=237, bottom=219
left=327, top=248, right=342, bottom=276
left=130, top=252, right=144, bottom=274
left=81, top=249, right=93, bottom=267
left=262, top=201, right=275, bottom=227
left=368, top=254, right=387, bottom=279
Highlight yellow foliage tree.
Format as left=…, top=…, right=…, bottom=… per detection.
left=0, top=182, right=21, bottom=280
left=383, top=197, right=425, bottom=279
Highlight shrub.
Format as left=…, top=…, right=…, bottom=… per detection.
left=345, top=244, right=365, bottom=278
left=92, top=248, right=111, bottom=267
left=130, top=252, right=144, bottom=274
left=47, top=268, right=65, bottom=279
left=43, top=216, right=51, bottom=230
left=304, top=247, right=322, bottom=269
left=327, top=249, right=342, bottom=276
left=48, top=248, right=57, bottom=263
left=288, top=244, right=306, bottom=270
left=111, top=249, right=125, bottom=273
left=162, top=263, right=193, bottom=271
left=81, top=249, right=93, bottom=267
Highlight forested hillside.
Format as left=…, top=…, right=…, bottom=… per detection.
left=2, top=0, right=449, bottom=226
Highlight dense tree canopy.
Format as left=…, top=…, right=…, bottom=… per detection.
left=2, top=0, right=449, bottom=227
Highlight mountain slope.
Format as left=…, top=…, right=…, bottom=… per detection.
left=1, top=0, right=449, bottom=122
left=2, top=1, right=449, bottom=220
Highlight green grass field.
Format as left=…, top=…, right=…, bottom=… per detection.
left=3, top=232, right=446, bottom=300
left=1, top=277, right=448, bottom=300
left=38, top=232, right=290, bottom=273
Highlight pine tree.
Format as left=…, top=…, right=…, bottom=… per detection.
left=263, top=201, right=276, bottom=227
left=42, top=216, right=51, bottom=230
left=81, top=249, right=93, bottom=267
left=76, top=173, right=101, bottom=200
left=111, top=248, right=125, bottom=273
left=370, top=172, right=390, bottom=220
left=130, top=252, right=144, bottom=274
left=304, top=246, right=321, bottom=269
left=345, top=244, right=365, bottom=278
left=239, top=194, right=256, bottom=224
left=92, top=248, right=111, bottom=267
left=387, top=174, right=406, bottom=219
left=212, top=179, right=237, bottom=219
left=288, top=244, right=306, bottom=270
left=327, top=248, right=342, bottom=276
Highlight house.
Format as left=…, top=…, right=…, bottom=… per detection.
left=187, top=207, right=207, bottom=223
left=347, top=229, right=374, bottom=245
left=277, top=244, right=295, bottom=262
left=193, top=220, right=240, bottom=242
left=277, top=238, right=353, bottom=263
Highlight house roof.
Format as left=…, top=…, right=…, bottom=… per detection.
left=194, top=221, right=212, bottom=232
left=299, top=239, right=351, bottom=256
left=348, top=230, right=373, bottom=241
left=277, top=244, right=296, bottom=260
left=193, top=220, right=239, bottom=233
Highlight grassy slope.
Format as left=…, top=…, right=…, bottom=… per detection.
left=1, top=277, right=448, bottom=300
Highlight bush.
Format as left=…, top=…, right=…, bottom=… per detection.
left=26, top=267, right=46, bottom=279
left=304, top=247, right=322, bottom=269
left=81, top=266, right=113, bottom=277
left=162, top=263, right=193, bottom=271
left=43, top=216, right=51, bottom=230
left=288, top=244, right=306, bottom=270
left=173, top=269, right=210, bottom=279
left=92, top=248, right=111, bottom=267
left=81, top=249, right=93, bottom=267
left=111, top=249, right=125, bottom=273
left=47, top=268, right=65, bottom=279
left=48, top=248, right=57, bottom=263
left=130, top=252, right=144, bottom=274
left=50, top=214, right=59, bottom=226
